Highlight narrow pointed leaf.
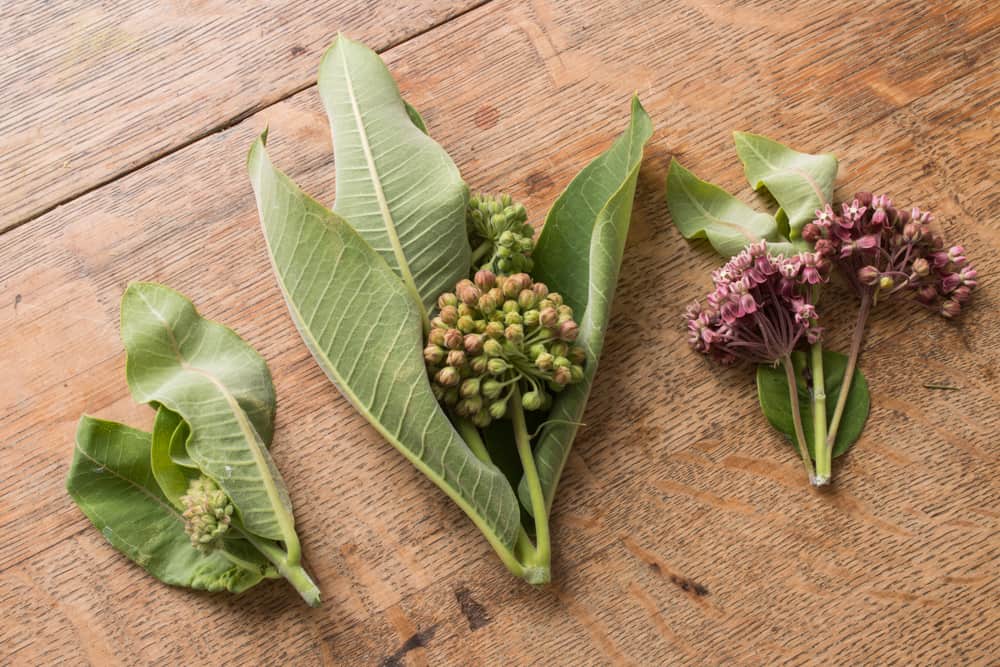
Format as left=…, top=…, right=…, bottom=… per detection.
left=666, top=159, right=783, bottom=257
left=318, top=35, right=469, bottom=317
left=733, top=132, right=837, bottom=237
left=756, top=350, right=870, bottom=458
left=520, top=97, right=653, bottom=513
left=150, top=407, right=196, bottom=508
left=121, top=283, right=296, bottom=546
left=403, top=100, right=428, bottom=135
left=248, top=137, right=522, bottom=559
left=67, top=416, right=271, bottom=593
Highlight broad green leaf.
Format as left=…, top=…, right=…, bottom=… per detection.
left=520, top=96, right=653, bottom=513
left=248, top=137, right=522, bottom=560
left=169, top=417, right=195, bottom=468
left=150, top=407, right=196, bottom=508
left=67, top=416, right=271, bottom=593
left=665, top=159, right=782, bottom=257
left=403, top=100, right=428, bottom=135
left=733, top=132, right=837, bottom=237
left=756, top=350, right=870, bottom=458
left=317, top=35, right=469, bottom=319
left=120, top=283, right=296, bottom=546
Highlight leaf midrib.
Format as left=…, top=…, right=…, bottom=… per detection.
left=134, top=289, right=295, bottom=545
left=675, top=175, right=762, bottom=241
left=740, top=140, right=827, bottom=206
left=337, top=45, right=428, bottom=326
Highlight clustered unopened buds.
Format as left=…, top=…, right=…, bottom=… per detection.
left=180, top=476, right=234, bottom=551
left=467, top=193, right=535, bottom=274
left=425, top=270, right=586, bottom=426
left=686, top=242, right=829, bottom=364
left=803, top=192, right=978, bottom=317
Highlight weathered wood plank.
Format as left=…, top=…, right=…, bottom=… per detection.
left=0, top=0, right=486, bottom=230
left=1, top=0, right=998, bottom=664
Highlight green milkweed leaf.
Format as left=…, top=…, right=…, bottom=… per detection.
left=403, top=100, right=428, bottom=135
left=756, top=350, right=870, bottom=458
left=150, top=407, right=196, bottom=508
left=519, top=96, right=653, bottom=513
left=665, top=159, right=782, bottom=258
left=247, top=137, right=523, bottom=565
left=67, top=416, right=273, bottom=593
left=120, top=283, right=296, bottom=548
left=317, top=35, right=469, bottom=319
left=733, top=131, right=837, bottom=238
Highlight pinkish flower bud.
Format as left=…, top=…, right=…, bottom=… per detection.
left=505, top=324, right=524, bottom=344
left=911, top=257, right=930, bottom=278
left=435, top=366, right=461, bottom=387
left=423, top=345, right=445, bottom=364
left=548, top=292, right=564, bottom=307
left=939, top=273, right=961, bottom=293
left=569, top=346, right=586, bottom=365
left=446, top=349, right=466, bottom=367
left=916, top=285, right=938, bottom=304
left=559, top=320, right=580, bottom=341
left=948, top=246, right=966, bottom=264
left=428, top=328, right=446, bottom=347
left=439, top=305, right=458, bottom=326
left=470, top=355, right=489, bottom=374
left=802, top=223, right=821, bottom=243
left=463, top=333, right=483, bottom=355
left=532, top=282, right=549, bottom=299
left=552, top=366, right=572, bottom=386
left=474, top=269, right=496, bottom=290
left=902, top=222, right=921, bottom=242
left=959, top=266, right=978, bottom=288
left=952, top=285, right=972, bottom=303
left=518, top=289, right=537, bottom=310
left=539, top=307, right=558, bottom=328
left=443, top=328, right=464, bottom=350
left=484, top=321, right=505, bottom=339
left=940, top=299, right=961, bottom=318
left=858, top=265, right=881, bottom=286
left=456, top=279, right=481, bottom=305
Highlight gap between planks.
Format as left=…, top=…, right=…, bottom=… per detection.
left=0, top=0, right=496, bottom=238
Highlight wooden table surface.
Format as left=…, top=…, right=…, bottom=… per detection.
left=2, top=1, right=998, bottom=664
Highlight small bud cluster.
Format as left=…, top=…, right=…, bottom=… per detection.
left=803, top=193, right=978, bottom=317
left=180, top=476, right=234, bottom=551
left=467, top=193, right=535, bottom=273
left=686, top=242, right=830, bottom=365
left=425, top=270, right=586, bottom=426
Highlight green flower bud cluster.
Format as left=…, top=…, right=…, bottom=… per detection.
left=425, top=270, right=586, bottom=427
left=180, top=476, right=234, bottom=551
left=467, top=192, right=535, bottom=274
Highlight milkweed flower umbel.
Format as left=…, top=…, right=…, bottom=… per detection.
left=686, top=243, right=829, bottom=365
left=803, top=192, right=978, bottom=317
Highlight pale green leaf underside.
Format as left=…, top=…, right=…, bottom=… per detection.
left=248, top=137, right=521, bottom=554
left=733, top=131, right=837, bottom=238
left=67, top=416, right=270, bottom=593
left=121, top=283, right=295, bottom=544
left=318, top=35, right=469, bottom=316
left=666, top=159, right=782, bottom=258
left=521, top=96, right=653, bottom=513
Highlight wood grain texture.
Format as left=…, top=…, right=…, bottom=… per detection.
left=0, top=0, right=485, bottom=231
left=2, top=0, right=999, bottom=664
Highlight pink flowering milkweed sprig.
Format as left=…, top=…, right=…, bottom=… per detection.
left=668, top=132, right=980, bottom=489
left=803, top=192, right=978, bottom=446
left=686, top=242, right=831, bottom=482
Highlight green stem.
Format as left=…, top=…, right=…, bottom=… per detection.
left=471, top=240, right=492, bottom=266
left=510, top=386, right=551, bottom=584
left=455, top=417, right=492, bottom=464
left=827, top=291, right=872, bottom=448
left=782, top=355, right=816, bottom=485
left=235, top=526, right=321, bottom=607
left=810, top=341, right=830, bottom=486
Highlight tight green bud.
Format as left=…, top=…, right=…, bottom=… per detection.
left=470, top=355, right=489, bottom=374
left=529, top=342, right=547, bottom=359
left=487, top=358, right=509, bottom=375
left=460, top=378, right=480, bottom=398
left=484, top=321, right=505, bottom=339
left=471, top=408, right=492, bottom=428
left=505, top=324, right=524, bottom=344
left=181, top=477, right=233, bottom=551
left=488, top=401, right=508, bottom=420
left=522, top=309, right=540, bottom=327
left=550, top=342, right=569, bottom=358
left=483, top=338, right=503, bottom=357
left=522, top=390, right=544, bottom=411
left=504, top=311, right=522, bottom=326
left=423, top=344, right=445, bottom=364
left=535, top=352, right=554, bottom=371
left=482, top=378, right=504, bottom=399
left=438, top=292, right=458, bottom=309
left=436, top=366, right=461, bottom=387
left=570, top=365, right=585, bottom=383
